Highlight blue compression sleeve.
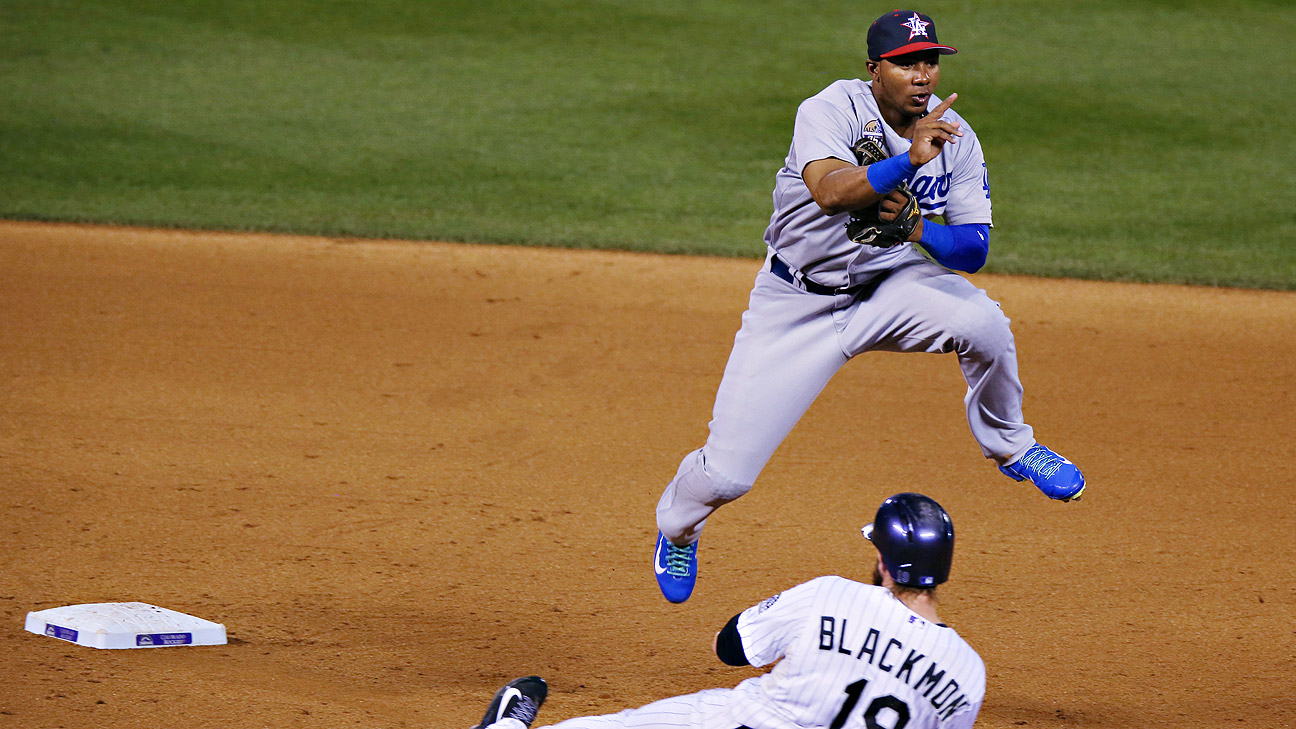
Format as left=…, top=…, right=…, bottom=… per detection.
left=865, top=153, right=919, bottom=194
left=919, top=222, right=990, bottom=273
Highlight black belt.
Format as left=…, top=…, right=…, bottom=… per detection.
left=770, top=255, right=853, bottom=296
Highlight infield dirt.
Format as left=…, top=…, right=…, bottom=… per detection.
left=2, top=221, right=1293, bottom=728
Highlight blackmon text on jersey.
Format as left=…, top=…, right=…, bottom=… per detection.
left=819, top=615, right=973, bottom=721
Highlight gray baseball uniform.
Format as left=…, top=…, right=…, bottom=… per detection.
left=656, top=80, right=1032, bottom=547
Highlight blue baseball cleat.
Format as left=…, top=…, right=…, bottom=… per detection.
left=654, top=531, right=699, bottom=603
left=1000, top=443, right=1086, bottom=501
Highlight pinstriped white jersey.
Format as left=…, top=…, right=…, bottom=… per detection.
left=728, top=576, right=984, bottom=729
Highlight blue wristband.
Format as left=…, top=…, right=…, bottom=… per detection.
left=865, top=153, right=919, bottom=194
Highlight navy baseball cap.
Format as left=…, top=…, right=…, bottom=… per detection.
left=867, top=10, right=958, bottom=61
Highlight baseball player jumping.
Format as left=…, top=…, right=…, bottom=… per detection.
left=471, top=493, right=984, bottom=729
left=653, top=9, right=1086, bottom=604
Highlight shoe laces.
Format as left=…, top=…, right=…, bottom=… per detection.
left=1018, top=445, right=1062, bottom=478
left=505, top=695, right=540, bottom=725
left=665, top=541, right=696, bottom=577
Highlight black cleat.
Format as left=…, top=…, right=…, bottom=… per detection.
left=471, top=676, right=548, bottom=729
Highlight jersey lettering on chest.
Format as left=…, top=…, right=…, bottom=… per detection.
left=910, top=173, right=952, bottom=212
left=818, top=614, right=973, bottom=720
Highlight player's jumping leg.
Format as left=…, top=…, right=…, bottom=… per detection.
left=840, top=257, right=1084, bottom=501
left=955, top=324, right=1084, bottom=500
left=655, top=265, right=849, bottom=602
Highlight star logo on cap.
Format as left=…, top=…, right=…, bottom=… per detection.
left=902, top=13, right=930, bottom=40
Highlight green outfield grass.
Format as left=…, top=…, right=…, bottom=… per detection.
left=1, top=0, right=1292, bottom=289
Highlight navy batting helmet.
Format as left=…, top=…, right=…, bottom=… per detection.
left=861, top=493, right=954, bottom=587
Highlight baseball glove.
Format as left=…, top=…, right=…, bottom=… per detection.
left=845, top=136, right=921, bottom=248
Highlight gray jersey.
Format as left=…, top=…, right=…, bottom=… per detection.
left=728, top=576, right=985, bottom=729
left=763, top=79, right=993, bottom=289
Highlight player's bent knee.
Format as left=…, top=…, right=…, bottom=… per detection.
left=685, top=460, right=753, bottom=507
left=708, top=473, right=754, bottom=505
left=953, top=299, right=1014, bottom=360
left=656, top=454, right=755, bottom=539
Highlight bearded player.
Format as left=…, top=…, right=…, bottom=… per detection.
left=653, top=9, right=1086, bottom=603
left=471, top=493, right=983, bottom=729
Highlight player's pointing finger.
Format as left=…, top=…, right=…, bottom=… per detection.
left=925, top=92, right=958, bottom=119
